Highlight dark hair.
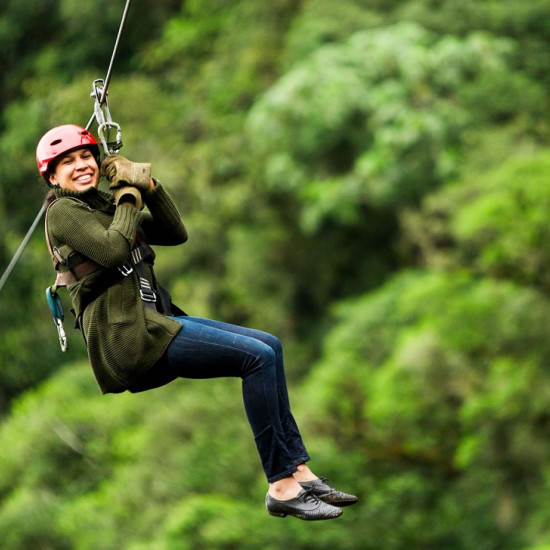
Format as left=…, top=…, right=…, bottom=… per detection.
left=43, top=145, right=101, bottom=187
left=44, top=189, right=57, bottom=207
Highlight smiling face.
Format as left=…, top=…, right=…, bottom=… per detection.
left=48, top=147, right=100, bottom=192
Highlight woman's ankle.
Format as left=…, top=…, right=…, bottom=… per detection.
left=292, top=463, right=318, bottom=483
left=268, top=476, right=303, bottom=500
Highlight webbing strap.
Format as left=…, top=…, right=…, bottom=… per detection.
left=119, top=241, right=178, bottom=315
left=134, top=262, right=158, bottom=310
left=45, top=198, right=101, bottom=287
left=47, top=209, right=172, bottom=318
left=116, top=241, right=169, bottom=313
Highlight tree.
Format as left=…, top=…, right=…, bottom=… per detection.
left=301, top=268, right=550, bottom=548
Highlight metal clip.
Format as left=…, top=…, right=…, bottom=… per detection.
left=46, top=286, right=68, bottom=352
left=97, top=121, right=123, bottom=155
left=118, top=263, right=133, bottom=276
left=91, top=79, right=123, bottom=155
left=139, top=288, right=157, bottom=302
left=54, top=318, right=68, bottom=353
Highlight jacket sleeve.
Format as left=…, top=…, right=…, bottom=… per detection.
left=139, top=181, right=188, bottom=246
left=48, top=200, right=142, bottom=268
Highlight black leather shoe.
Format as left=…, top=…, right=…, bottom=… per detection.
left=299, top=477, right=358, bottom=507
left=265, top=489, right=343, bottom=520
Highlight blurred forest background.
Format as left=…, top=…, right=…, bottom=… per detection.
left=2, top=0, right=550, bottom=548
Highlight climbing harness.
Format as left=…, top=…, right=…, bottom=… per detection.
left=114, top=240, right=182, bottom=317
left=44, top=188, right=180, bottom=351
left=44, top=196, right=90, bottom=352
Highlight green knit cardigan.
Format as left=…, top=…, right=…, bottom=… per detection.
left=46, top=182, right=188, bottom=394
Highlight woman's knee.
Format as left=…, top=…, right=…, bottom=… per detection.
left=242, top=340, right=277, bottom=378
left=257, top=341, right=277, bottom=367
left=259, top=332, right=283, bottom=358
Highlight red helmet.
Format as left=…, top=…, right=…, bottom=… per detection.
left=36, top=124, right=99, bottom=176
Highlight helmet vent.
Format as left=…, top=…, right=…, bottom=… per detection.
left=50, top=139, right=62, bottom=146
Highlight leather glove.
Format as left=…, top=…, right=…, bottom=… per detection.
left=112, top=186, right=144, bottom=210
left=101, top=154, right=151, bottom=191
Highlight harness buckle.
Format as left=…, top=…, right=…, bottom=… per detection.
left=139, top=288, right=157, bottom=303
left=118, top=263, right=133, bottom=276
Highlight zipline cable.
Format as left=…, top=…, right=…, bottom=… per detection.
left=0, top=0, right=132, bottom=295
left=0, top=204, right=46, bottom=293
left=100, top=0, right=132, bottom=106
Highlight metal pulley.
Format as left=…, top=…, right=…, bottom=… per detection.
left=91, top=79, right=123, bottom=155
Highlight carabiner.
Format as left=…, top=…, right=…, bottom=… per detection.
left=46, top=286, right=68, bottom=352
left=97, top=121, right=123, bottom=155
left=91, top=79, right=123, bottom=155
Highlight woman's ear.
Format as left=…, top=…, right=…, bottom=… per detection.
left=48, top=173, right=59, bottom=187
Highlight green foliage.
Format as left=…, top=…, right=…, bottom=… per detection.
left=281, top=0, right=388, bottom=69
left=246, top=22, right=543, bottom=229
left=0, top=0, right=180, bottom=106
left=402, top=151, right=550, bottom=291
left=398, top=0, right=550, bottom=88
left=301, top=270, right=550, bottom=548
left=0, top=363, right=259, bottom=549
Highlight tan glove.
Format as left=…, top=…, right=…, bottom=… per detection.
left=112, top=186, right=144, bottom=210
left=101, top=154, right=151, bottom=191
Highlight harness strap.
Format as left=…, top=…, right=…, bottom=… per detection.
left=116, top=241, right=160, bottom=311
left=119, top=241, right=185, bottom=316
left=45, top=197, right=101, bottom=287
left=115, top=241, right=182, bottom=316
left=44, top=198, right=182, bottom=352
left=134, top=261, right=158, bottom=311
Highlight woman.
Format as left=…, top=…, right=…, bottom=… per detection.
left=37, top=124, right=358, bottom=520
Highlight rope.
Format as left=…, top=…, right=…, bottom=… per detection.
left=0, top=0, right=132, bottom=295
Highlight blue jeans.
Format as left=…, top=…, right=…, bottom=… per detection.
left=159, top=316, right=311, bottom=482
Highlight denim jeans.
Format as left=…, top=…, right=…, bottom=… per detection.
left=160, top=316, right=311, bottom=482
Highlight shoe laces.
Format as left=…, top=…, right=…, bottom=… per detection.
left=301, top=488, right=320, bottom=504
left=318, top=476, right=334, bottom=488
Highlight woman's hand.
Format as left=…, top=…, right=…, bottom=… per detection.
left=113, top=186, right=144, bottom=210
left=101, top=154, right=151, bottom=191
